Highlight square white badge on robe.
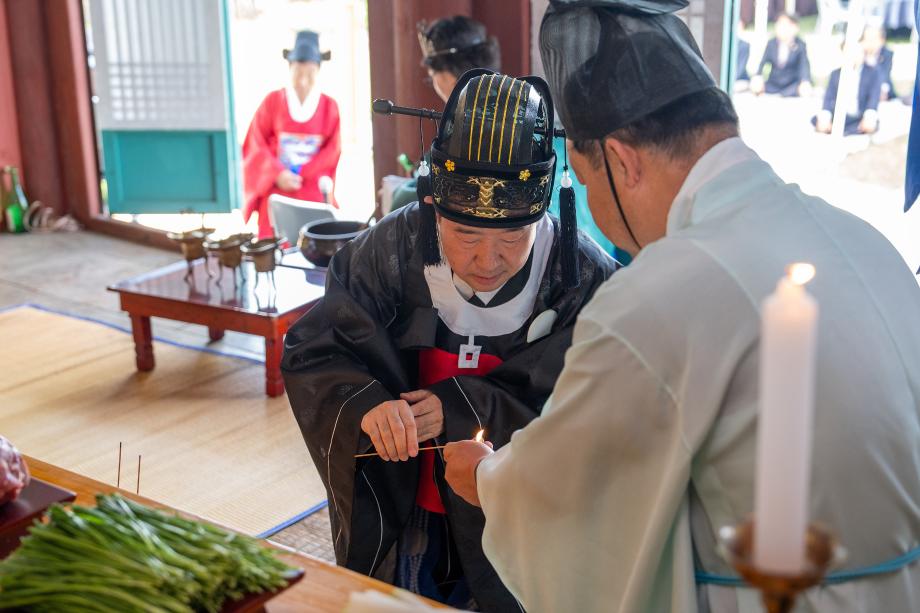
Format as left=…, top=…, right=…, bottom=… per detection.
left=458, top=335, right=481, bottom=369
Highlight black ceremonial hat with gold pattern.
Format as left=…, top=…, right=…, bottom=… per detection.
left=373, top=69, right=579, bottom=285
left=429, top=69, right=556, bottom=228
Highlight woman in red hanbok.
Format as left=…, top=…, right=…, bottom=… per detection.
left=242, top=30, right=341, bottom=238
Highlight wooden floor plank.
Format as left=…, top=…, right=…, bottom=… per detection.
left=0, top=306, right=326, bottom=536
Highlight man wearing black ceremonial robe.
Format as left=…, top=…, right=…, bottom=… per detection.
left=282, top=70, right=617, bottom=611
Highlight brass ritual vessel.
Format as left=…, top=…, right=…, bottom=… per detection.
left=166, top=227, right=215, bottom=281
left=241, top=237, right=283, bottom=291
left=719, top=519, right=846, bottom=613
left=205, top=233, right=253, bottom=287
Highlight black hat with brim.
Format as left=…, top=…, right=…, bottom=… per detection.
left=283, top=30, right=331, bottom=63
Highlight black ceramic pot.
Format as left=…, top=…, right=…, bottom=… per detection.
left=298, top=220, right=367, bottom=268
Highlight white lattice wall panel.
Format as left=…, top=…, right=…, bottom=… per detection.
left=89, top=0, right=228, bottom=130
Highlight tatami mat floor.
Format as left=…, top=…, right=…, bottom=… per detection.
left=0, top=230, right=335, bottom=563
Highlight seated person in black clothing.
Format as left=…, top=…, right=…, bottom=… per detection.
left=813, top=43, right=882, bottom=136
left=751, top=13, right=812, bottom=97
left=862, top=21, right=897, bottom=101
left=736, top=20, right=751, bottom=85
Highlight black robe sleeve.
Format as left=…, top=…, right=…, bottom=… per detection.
left=281, top=207, right=419, bottom=572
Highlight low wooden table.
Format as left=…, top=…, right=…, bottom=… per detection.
left=108, top=260, right=323, bottom=397
left=26, top=457, right=441, bottom=612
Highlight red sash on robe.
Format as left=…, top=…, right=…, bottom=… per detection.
left=241, top=89, right=342, bottom=238
left=415, top=347, right=503, bottom=514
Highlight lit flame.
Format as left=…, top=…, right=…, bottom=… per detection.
left=474, top=429, right=485, bottom=443
left=786, top=263, right=816, bottom=286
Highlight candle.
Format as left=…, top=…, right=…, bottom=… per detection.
left=754, top=263, right=819, bottom=574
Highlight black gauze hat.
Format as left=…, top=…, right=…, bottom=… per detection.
left=540, top=0, right=716, bottom=141
left=429, top=69, right=556, bottom=228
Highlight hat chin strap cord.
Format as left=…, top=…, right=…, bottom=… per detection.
left=603, top=148, right=641, bottom=252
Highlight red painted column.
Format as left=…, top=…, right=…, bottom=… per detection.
left=2, top=0, right=99, bottom=220
left=472, top=0, right=531, bottom=77
left=0, top=0, right=22, bottom=176
left=5, top=0, right=64, bottom=214
left=46, top=0, right=101, bottom=223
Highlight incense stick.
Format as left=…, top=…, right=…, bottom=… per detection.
left=116, top=442, right=123, bottom=489
left=353, top=429, right=486, bottom=459
left=354, top=445, right=447, bottom=459
left=136, top=455, right=142, bottom=495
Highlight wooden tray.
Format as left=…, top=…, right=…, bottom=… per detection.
left=0, top=477, right=76, bottom=558
left=223, top=568, right=306, bottom=613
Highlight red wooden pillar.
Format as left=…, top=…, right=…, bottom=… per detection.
left=0, top=0, right=22, bottom=176
left=46, top=0, right=101, bottom=226
left=472, top=1, right=531, bottom=78
left=4, top=0, right=64, bottom=214
left=1, top=0, right=102, bottom=227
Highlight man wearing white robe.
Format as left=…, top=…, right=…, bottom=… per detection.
left=443, top=1, right=920, bottom=611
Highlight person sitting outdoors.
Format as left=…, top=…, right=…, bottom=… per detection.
left=862, top=20, right=897, bottom=101
left=814, top=42, right=882, bottom=136
left=242, top=30, right=341, bottom=238
left=751, top=13, right=812, bottom=97
left=735, top=19, right=751, bottom=86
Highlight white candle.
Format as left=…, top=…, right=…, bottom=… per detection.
left=754, top=263, right=819, bottom=574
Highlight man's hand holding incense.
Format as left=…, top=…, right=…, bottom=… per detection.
left=444, top=439, right=493, bottom=507
left=401, top=390, right=444, bottom=443
left=360, top=400, right=419, bottom=462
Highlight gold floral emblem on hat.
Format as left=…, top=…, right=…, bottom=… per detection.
left=519, top=169, right=531, bottom=181
left=445, top=160, right=456, bottom=172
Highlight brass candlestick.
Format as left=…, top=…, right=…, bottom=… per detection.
left=719, top=519, right=846, bottom=613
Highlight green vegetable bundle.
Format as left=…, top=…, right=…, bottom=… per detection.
left=0, top=494, right=297, bottom=612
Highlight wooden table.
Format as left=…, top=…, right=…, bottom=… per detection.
left=26, top=457, right=439, bottom=612
left=108, top=259, right=323, bottom=397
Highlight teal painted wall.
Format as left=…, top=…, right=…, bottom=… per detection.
left=102, top=130, right=233, bottom=214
